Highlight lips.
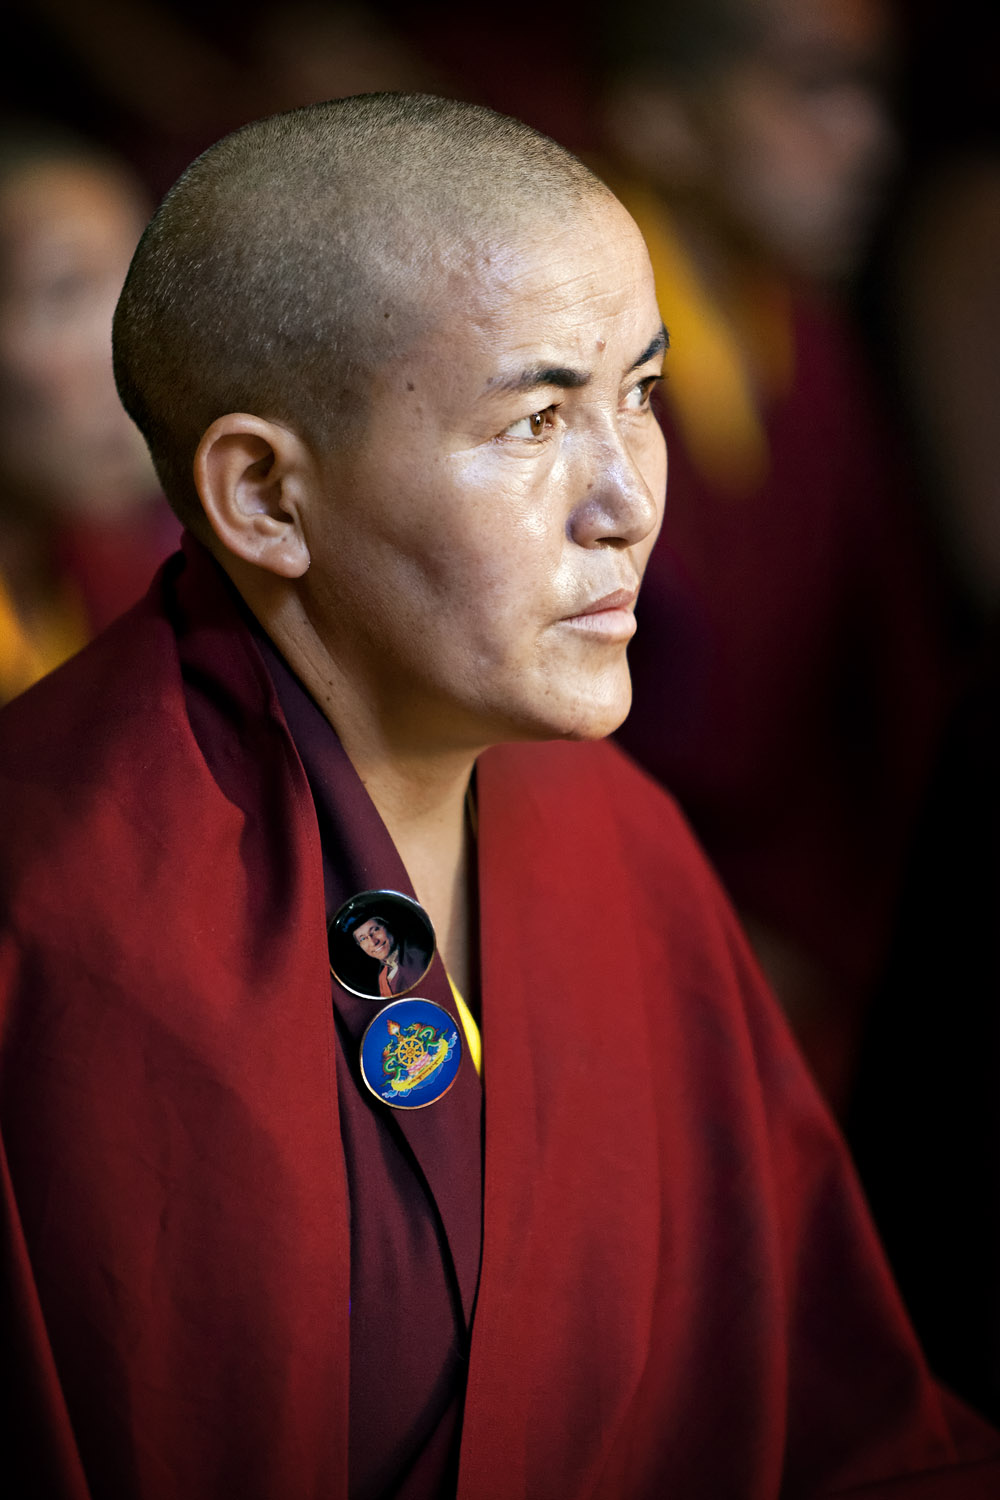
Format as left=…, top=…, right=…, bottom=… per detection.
left=559, top=585, right=639, bottom=642
left=572, top=587, right=638, bottom=617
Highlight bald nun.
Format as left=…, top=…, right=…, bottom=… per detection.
left=1, top=94, right=997, bottom=1500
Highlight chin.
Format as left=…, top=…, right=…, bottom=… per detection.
left=560, top=712, right=628, bottom=743
left=536, top=686, right=632, bottom=744
left=474, top=665, right=633, bottom=747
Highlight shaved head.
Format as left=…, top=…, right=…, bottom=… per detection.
left=112, top=93, right=608, bottom=528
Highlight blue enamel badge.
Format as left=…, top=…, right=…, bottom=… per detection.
left=359, top=998, right=462, bottom=1109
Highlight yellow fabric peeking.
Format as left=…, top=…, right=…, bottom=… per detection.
left=609, top=176, right=794, bottom=499
left=447, top=974, right=482, bottom=1076
left=0, top=573, right=87, bottom=706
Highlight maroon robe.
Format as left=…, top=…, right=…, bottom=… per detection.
left=1, top=538, right=998, bottom=1499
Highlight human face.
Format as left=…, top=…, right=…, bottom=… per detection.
left=0, top=161, right=155, bottom=514
left=301, top=193, right=667, bottom=754
left=695, top=0, right=898, bottom=280
left=353, top=919, right=393, bottom=962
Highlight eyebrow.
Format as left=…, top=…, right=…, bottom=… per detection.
left=486, top=323, right=669, bottom=398
left=632, top=325, right=670, bottom=369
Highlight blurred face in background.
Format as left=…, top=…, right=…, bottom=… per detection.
left=607, top=0, right=899, bottom=284
left=0, top=159, right=156, bottom=520
left=695, top=0, right=899, bottom=280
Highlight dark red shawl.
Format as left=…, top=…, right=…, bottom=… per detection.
left=1, top=539, right=997, bottom=1498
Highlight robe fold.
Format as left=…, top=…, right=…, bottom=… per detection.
left=1, top=538, right=998, bottom=1499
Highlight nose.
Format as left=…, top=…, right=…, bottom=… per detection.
left=567, top=420, right=665, bottom=550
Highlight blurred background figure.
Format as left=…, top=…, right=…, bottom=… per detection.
left=0, top=3, right=449, bottom=710
left=593, top=0, right=958, bottom=1115
left=0, top=124, right=177, bottom=705
left=856, top=0, right=1000, bottom=634
left=888, top=155, right=1000, bottom=623
left=843, top=0, right=1000, bottom=1427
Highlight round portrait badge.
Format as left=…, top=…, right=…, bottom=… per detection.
left=329, top=889, right=436, bottom=1000
left=359, top=998, right=463, bottom=1109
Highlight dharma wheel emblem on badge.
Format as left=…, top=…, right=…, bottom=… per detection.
left=329, top=889, right=435, bottom=1000
left=359, top=998, right=463, bottom=1109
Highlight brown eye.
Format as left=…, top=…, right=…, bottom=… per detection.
left=501, top=406, right=557, bottom=439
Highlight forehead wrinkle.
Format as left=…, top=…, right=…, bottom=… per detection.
left=475, top=232, right=639, bottom=315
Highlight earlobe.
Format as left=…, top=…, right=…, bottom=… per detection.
left=194, top=413, right=313, bottom=579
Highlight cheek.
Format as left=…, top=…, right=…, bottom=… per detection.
left=424, top=460, right=558, bottom=609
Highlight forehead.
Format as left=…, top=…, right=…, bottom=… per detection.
left=471, top=195, right=648, bottom=318
left=395, top=195, right=659, bottom=383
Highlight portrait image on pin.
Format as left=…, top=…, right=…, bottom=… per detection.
left=329, top=889, right=435, bottom=1000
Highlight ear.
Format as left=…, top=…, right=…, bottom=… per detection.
left=193, top=413, right=314, bottom=579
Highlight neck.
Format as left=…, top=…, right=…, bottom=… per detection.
left=366, top=752, right=477, bottom=1006
left=244, top=570, right=481, bottom=1002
